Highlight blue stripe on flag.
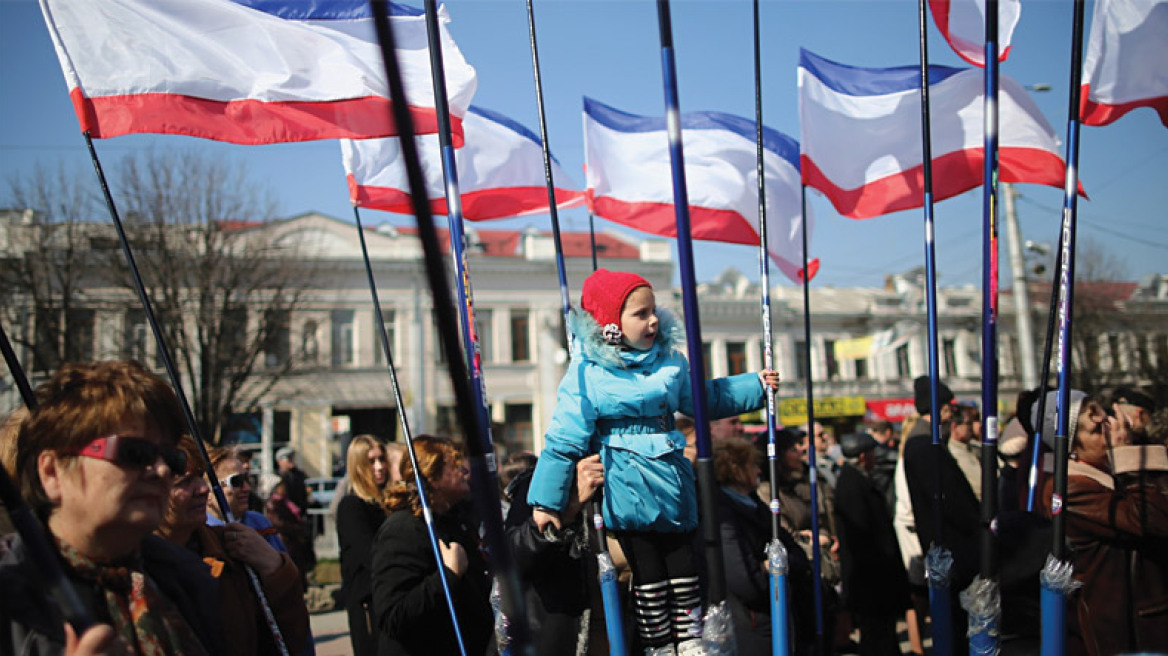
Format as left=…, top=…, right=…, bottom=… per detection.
left=231, top=0, right=423, bottom=20
left=583, top=97, right=801, bottom=170
left=468, top=106, right=541, bottom=146
left=798, top=48, right=965, bottom=96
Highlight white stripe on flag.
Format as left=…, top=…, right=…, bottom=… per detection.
left=39, top=0, right=477, bottom=144
left=583, top=98, right=816, bottom=283
left=1081, top=0, right=1168, bottom=127
left=343, top=106, right=585, bottom=221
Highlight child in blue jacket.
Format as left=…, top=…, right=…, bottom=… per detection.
left=528, top=268, right=779, bottom=656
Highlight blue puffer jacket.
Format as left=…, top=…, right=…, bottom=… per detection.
left=527, top=307, right=765, bottom=533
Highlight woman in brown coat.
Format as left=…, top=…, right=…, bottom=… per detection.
left=1037, top=390, right=1168, bottom=656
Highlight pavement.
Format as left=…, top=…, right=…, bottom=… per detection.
left=310, top=609, right=353, bottom=656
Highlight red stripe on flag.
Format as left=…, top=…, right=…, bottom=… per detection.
left=587, top=195, right=759, bottom=245
left=72, top=88, right=464, bottom=146
left=350, top=176, right=585, bottom=221
left=1080, top=83, right=1168, bottom=128
left=802, top=147, right=1083, bottom=220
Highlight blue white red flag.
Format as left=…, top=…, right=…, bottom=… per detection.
left=39, top=0, right=477, bottom=145
left=583, top=98, right=816, bottom=283
left=798, top=49, right=1077, bottom=220
left=928, top=0, right=1021, bottom=67
left=1080, top=0, right=1168, bottom=127
left=343, top=106, right=585, bottom=220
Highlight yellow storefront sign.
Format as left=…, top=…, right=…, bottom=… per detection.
left=779, top=396, right=867, bottom=426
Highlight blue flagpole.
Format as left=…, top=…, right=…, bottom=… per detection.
left=352, top=207, right=468, bottom=656
left=1025, top=234, right=1064, bottom=512
left=751, top=2, right=789, bottom=655
left=524, top=4, right=626, bottom=654
left=915, top=2, right=954, bottom=654
left=655, top=1, right=732, bottom=651
left=367, top=3, right=532, bottom=654
left=969, top=2, right=1002, bottom=654
left=1043, top=1, right=1088, bottom=654
left=799, top=184, right=827, bottom=656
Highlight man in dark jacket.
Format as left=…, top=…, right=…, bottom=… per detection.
left=901, top=376, right=980, bottom=654
left=834, top=433, right=910, bottom=656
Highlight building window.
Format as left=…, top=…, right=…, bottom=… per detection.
left=433, top=311, right=450, bottom=364
left=32, top=307, right=61, bottom=373
left=331, top=310, right=356, bottom=366
left=701, top=343, right=713, bottom=376
left=795, top=340, right=808, bottom=381
left=824, top=339, right=839, bottom=380
left=222, top=306, right=248, bottom=366
left=474, top=309, right=493, bottom=364
left=896, top=344, right=911, bottom=378
left=510, top=310, right=530, bottom=362
left=503, top=403, right=534, bottom=455
left=1156, top=334, right=1168, bottom=368
left=943, top=338, right=958, bottom=378
left=1107, top=333, right=1122, bottom=372
left=264, top=310, right=290, bottom=369
left=124, top=309, right=149, bottom=364
left=854, top=358, right=868, bottom=380
left=726, top=341, right=747, bottom=376
left=372, top=310, right=395, bottom=365
left=64, top=309, right=95, bottom=363
left=302, top=320, right=319, bottom=363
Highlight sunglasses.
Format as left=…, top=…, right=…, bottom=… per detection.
left=218, top=473, right=251, bottom=490
left=76, top=435, right=187, bottom=473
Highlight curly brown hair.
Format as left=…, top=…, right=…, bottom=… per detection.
left=16, top=361, right=184, bottom=519
left=382, top=435, right=463, bottom=518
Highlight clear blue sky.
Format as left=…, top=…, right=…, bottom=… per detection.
left=2, top=0, right=1165, bottom=290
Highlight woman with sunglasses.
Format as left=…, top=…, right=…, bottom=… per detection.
left=371, top=435, right=494, bottom=656
left=336, top=435, right=392, bottom=656
left=206, top=447, right=286, bottom=552
left=1036, top=390, right=1168, bottom=656
left=155, top=435, right=310, bottom=656
left=0, top=361, right=211, bottom=655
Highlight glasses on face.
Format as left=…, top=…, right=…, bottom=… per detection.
left=76, top=435, right=187, bottom=473
left=218, top=473, right=251, bottom=490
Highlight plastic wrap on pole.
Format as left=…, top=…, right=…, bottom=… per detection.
left=1040, top=555, right=1080, bottom=656
left=960, top=576, right=1001, bottom=656
left=768, top=539, right=791, bottom=656
left=701, top=600, right=736, bottom=656
left=491, top=578, right=511, bottom=656
left=597, top=552, right=628, bottom=656
left=927, top=544, right=954, bottom=656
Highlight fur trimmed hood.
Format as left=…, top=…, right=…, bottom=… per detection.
left=566, top=305, right=683, bottom=369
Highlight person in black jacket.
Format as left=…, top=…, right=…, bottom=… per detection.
left=336, top=435, right=392, bottom=656
left=504, top=453, right=604, bottom=654
left=713, top=436, right=816, bottom=656
left=901, top=376, right=980, bottom=654
left=833, top=433, right=910, bottom=656
left=371, top=435, right=494, bottom=656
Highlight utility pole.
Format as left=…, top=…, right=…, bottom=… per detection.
left=1004, top=183, right=1039, bottom=389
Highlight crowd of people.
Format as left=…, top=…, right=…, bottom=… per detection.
left=2, top=268, right=1166, bottom=656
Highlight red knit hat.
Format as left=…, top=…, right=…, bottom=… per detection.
left=581, top=269, right=651, bottom=343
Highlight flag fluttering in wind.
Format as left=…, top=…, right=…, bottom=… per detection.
left=39, top=0, right=477, bottom=144
left=343, top=106, right=585, bottom=220
left=928, top=0, right=1021, bottom=67
left=798, top=49, right=1078, bottom=220
left=583, top=97, right=816, bottom=283
left=1080, top=0, right=1168, bottom=127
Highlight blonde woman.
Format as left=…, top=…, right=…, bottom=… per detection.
left=335, top=435, right=391, bottom=656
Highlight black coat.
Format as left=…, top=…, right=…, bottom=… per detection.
left=371, top=505, right=494, bottom=656
left=715, top=487, right=816, bottom=656
left=901, top=419, right=981, bottom=591
left=832, top=464, right=910, bottom=616
left=504, top=468, right=592, bottom=655
left=336, top=494, right=387, bottom=655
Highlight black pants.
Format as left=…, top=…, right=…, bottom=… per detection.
left=616, top=530, right=701, bottom=648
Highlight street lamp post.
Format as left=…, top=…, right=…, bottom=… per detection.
left=1004, top=183, right=1039, bottom=389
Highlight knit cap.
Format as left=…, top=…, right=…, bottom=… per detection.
left=580, top=269, right=651, bottom=343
